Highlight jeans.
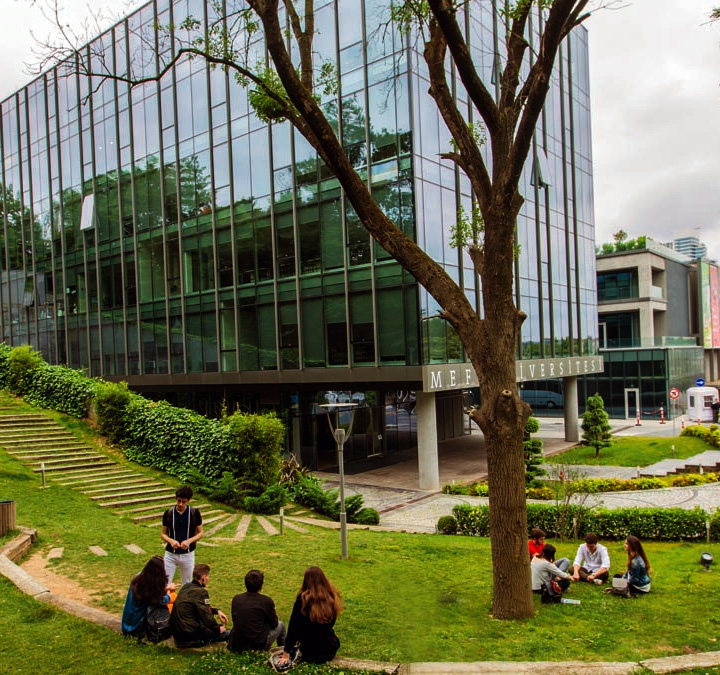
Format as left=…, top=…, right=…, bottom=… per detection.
left=265, top=621, right=287, bottom=650
left=164, top=550, right=195, bottom=586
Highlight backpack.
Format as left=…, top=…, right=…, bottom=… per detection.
left=541, top=579, right=562, bottom=604
left=145, top=603, right=171, bottom=643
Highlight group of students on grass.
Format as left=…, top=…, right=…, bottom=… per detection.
left=529, top=529, right=652, bottom=597
left=122, top=486, right=342, bottom=670
left=121, top=557, right=341, bottom=667
left=121, top=486, right=341, bottom=669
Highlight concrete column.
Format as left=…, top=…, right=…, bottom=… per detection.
left=416, top=390, right=440, bottom=491
left=563, top=376, right=579, bottom=442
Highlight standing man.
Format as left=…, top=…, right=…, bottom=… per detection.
left=170, top=563, right=229, bottom=647
left=162, top=485, right=203, bottom=586
left=228, top=569, right=286, bottom=653
left=572, top=532, right=610, bottom=584
left=711, top=398, right=720, bottom=424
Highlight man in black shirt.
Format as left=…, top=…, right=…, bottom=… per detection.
left=162, top=485, right=203, bottom=586
left=228, top=569, right=286, bottom=653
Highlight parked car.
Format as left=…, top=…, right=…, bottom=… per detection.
left=521, top=389, right=564, bottom=409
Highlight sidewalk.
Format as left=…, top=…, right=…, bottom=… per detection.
left=323, top=416, right=720, bottom=533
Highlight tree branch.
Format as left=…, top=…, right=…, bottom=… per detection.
left=249, top=0, right=479, bottom=330
left=425, top=19, right=492, bottom=211
left=426, top=0, right=502, bottom=138
left=506, top=0, right=578, bottom=194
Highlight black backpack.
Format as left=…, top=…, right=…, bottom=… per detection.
left=145, top=603, right=171, bottom=643
left=541, top=579, right=562, bottom=604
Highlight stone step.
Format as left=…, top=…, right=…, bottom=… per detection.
left=99, top=493, right=177, bottom=508
left=50, top=466, right=125, bottom=480
left=144, top=510, right=228, bottom=528
left=28, top=455, right=107, bottom=468
left=91, top=486, right=171, bottom=501
left=14, top=451, right=100, bottom=462
left=202, top=515, right=237, bottom=537
left=117, top=502, right=211, bottom=515
left=82, top=480, right=163, bottom=495
left=0, top=436, right=78, bottom=445
left=641, top=451, right=720, bottom=477
left=55, top=471, right=139, bottom=486
left=8, top=444, right=91, bottom=453
left=0, top=415, right=53, bottom=423
left=33, top=460, right=115, bottom=473
left=1, top=435, right=80, bottom=444
left=132, top=510, right=171, bottom=523
left=0, top=426, right=74, bottom=433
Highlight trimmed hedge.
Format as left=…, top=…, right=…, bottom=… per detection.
left=451, top=503, right=720, bottom=541
left=0, top=343, right=284, bottom=497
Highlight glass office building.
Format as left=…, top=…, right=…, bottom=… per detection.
left=0, top=0, right=598, bottom=470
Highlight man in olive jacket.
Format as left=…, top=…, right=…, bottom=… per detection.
left=170, top=563, right=230, bottom=647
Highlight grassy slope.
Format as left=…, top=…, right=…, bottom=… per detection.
left=3, top=444, right=720, bottom=664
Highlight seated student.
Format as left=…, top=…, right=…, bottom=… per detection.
left=572, top=532, right=610, bottom=584
left=121, top=555, right=175, bottom=638
left=228, top=569, right=286, bottom=653
left=623, top=535, right=651, bottom=594
left=531, top=544, right=573, bottom=593
left=273, top=566, right=342, bottom=668
left=170, top=563, right=230, bottom=647
left=528, top=528, right=546, bottom=559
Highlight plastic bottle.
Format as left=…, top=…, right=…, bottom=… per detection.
left=560, top=598, right=581, bottom=605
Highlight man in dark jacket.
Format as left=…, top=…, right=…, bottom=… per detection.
left=170, top=563, right=229, bottom=647
left=228, top=569, right=286, bottom=653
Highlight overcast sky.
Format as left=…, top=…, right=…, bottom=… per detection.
left=2, top=1, right=719, bottom=258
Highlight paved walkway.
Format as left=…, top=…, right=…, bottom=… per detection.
left=320, top=417, right=720, bottom=533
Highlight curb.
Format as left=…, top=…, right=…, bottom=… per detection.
left=1, top=530, right=720, bottom=674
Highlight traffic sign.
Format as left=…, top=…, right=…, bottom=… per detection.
left=669, top=388, right=680, bottom=400
left=696, top=378, right=706, bottom=387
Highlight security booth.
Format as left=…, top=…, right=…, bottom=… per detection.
left=686, top=386, right=720, bottom=423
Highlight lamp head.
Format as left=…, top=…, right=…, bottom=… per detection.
left=701, top=552, right=713, bottom=571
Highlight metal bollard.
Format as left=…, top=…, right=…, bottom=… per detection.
left=279, top=507, right=284, bottom=536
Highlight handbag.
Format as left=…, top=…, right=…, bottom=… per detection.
left=604, top=574, right=631, bottom=597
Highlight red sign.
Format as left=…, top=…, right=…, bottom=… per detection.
left=669, top=388, right=681, bottom=400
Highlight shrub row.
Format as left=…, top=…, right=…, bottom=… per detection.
left=449, top=503, right=720, bottom=541
left=443, top=472, right=720, bottom=500
left=0, top=343, right=283, bottom=496
left=681, top=424, right=720, bottom=448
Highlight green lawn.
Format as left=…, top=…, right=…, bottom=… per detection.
left=3, top=445, right=720, bottom=670
left=546, top=435, right=713, bottom=466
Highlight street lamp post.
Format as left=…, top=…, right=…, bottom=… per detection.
left=320, top=402, right=357, bottom=560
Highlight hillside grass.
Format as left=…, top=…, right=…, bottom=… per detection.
left=3, top=443, right=720, bottom=666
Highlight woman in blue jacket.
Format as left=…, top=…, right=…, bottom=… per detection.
left=623, top=536, right=651, bottom=594
left=122, top=555, right=175, bottom=637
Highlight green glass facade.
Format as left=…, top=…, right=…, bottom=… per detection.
left=0, top=0, right=597, bottom=467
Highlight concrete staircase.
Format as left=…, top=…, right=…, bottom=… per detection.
left=640, top=450, right=720, bottom=477
left=0, top=409, right=336, bottom=539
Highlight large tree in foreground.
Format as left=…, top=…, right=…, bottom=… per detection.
left=38, top=0, right=604, bottom=619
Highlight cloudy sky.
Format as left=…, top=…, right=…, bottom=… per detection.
left=2, top=0, right=719, bottom=257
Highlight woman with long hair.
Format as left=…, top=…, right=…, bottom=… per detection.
left=121, top=555, right=175, bottom=637
left=623, top=535, right=651, bottom=594
left=274, top=566, right=342, bottom=667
